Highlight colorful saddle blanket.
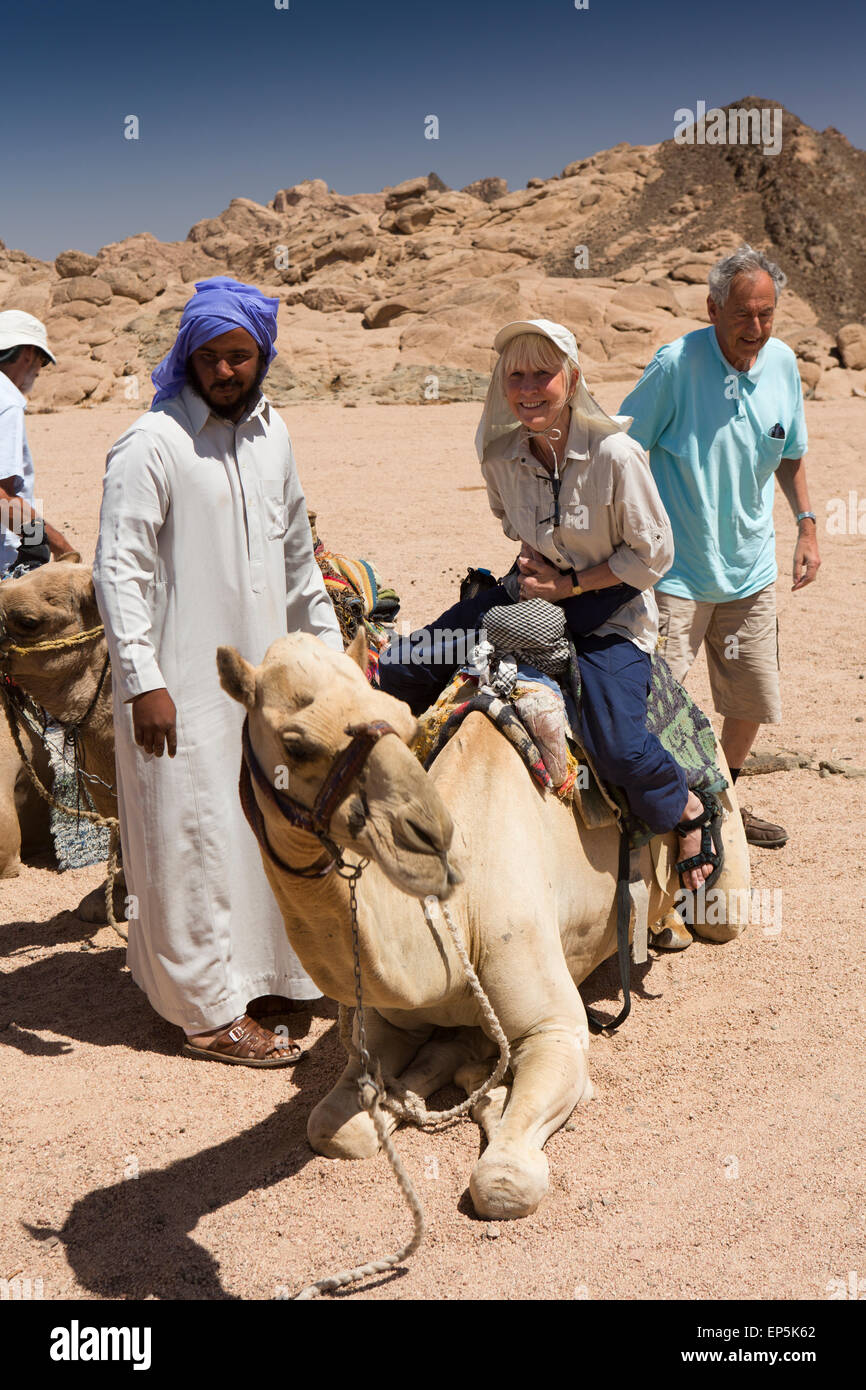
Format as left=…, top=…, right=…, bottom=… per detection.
left=308, top=511, right=400, bottom=683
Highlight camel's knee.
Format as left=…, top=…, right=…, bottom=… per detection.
left=307, top=1081, right=390, bottom=1160
left=470, top=1143, right=549, bottom=1221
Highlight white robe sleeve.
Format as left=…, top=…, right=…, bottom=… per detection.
left=93, top=429, right=170, bottom=701
left=283, top=441, right=343, bottom=653
left=0, top=403, right=25, bottom=493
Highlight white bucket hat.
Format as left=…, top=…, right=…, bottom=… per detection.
left=0, top=310, right=56, bottom=364
left=475, top=318, right=630, bottom=460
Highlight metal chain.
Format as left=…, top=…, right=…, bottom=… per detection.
left=348, top=867, right=372, bottom=1078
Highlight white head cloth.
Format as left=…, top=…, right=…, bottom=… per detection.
left=474, top=318, right=632, bottom=462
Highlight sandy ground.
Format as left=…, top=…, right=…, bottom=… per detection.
left=1, top=392, right=864, bottom=1302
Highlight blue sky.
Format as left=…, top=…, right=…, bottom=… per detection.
left=2, top=0, right=863, bottom=260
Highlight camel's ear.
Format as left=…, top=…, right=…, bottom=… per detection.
left=55, top=551, right=81, bottom=565
left=217, top=646, right=257, bottom=709
left=346, top=628, right=368, bottom=675
left=78, top=569, right=100, bottom=621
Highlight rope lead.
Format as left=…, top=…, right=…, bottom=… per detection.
left=292, top=890, right=510, bottom=1300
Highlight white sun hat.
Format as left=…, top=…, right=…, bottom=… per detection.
left=475, top=317, right=630, bottom=460
left=0, top=310, right=57, bottom=364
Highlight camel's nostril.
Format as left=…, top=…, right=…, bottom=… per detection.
left=397, top=817, right=444, bottom=856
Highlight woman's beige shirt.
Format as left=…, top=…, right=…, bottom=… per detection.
left=481, top=412, right=674, bottom=654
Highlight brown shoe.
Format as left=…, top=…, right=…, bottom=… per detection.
left=741, top=807, right=788, bottom=849
left=183, top=1014, right=304, bottom=1067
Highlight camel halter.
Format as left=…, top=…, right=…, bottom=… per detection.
left=238, top=715, right=399, bottom=877
left=0, top=616, right=112, bottom=767
left=0, top=622, right=105, bottom=658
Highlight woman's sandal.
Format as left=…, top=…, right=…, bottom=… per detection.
left=183, top=1014, right=305, bottom=1067
left=675, top=789, right=725, bottom=891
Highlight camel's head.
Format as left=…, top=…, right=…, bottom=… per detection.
left=0, top=554, right=100, bottom=683
left=218, top=631, right=459, bottom=900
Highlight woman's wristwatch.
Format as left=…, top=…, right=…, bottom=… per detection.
left=796, top=510, right=817, bottom=525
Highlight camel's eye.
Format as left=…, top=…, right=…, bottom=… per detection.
left=281, top=731, right=320, bottom=763
left=11, top=613, right=41, bottom=632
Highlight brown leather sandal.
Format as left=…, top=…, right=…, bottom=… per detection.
left=182, top=1014, right=304, bottom=1067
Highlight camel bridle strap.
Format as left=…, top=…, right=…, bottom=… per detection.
left=0, top=619, right=113, bottom=785
left=239, top=716, right=399, bottom=876
left=0, top=623, right=105, bottom=658
left=238, top=754, right=334, bottom=879
left=74, top=651, right=111, bottom=734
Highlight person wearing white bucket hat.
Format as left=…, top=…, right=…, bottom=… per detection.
left=0, top=310, right=75, bottom=575
left=379, top=319, right=721, bottom=890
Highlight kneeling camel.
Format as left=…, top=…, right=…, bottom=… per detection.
left=218, top=631, right=751, bottom=1220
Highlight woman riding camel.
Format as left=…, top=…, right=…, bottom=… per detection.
left=378, top=318, right=719, bottom=890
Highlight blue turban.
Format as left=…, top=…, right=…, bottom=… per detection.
left=150, top=276, right=280, bottom=407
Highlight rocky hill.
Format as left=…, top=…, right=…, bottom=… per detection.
left=3, top=98, right=865, bottom=411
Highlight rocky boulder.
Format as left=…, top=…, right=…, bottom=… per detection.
left=294, top=285, right=369, bottom=313
left=55, top=250, right=100, bottom=279
left=380, top=202, right=436, bottom=235
left=383, top=173, right=448, bottom=211
left=273, top=179, right=331, bottom=211
left=363, top=295, right=425, bottom=329
left=51, top=277, right=112, bottom=307
left=837, top=323, right=866, bottom=370
left=461, top=177, right=508, bottom=203
left=98, top=267, right=161, bottom=303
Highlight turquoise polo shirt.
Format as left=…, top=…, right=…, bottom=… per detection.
left=619, top=328, right=808, bottom=602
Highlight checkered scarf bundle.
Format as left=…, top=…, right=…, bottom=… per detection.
left=483, top=599, right=571, bottom=675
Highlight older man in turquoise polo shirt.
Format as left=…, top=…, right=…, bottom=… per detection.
left=620, top=245, right=821, bottom=849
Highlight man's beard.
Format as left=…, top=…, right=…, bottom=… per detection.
left=186, top=358, right=264, bottom=419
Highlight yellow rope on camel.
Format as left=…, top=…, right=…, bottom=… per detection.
left=2, top=623, right=105, bottom=657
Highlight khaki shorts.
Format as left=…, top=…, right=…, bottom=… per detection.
left=656, top=586, right=782, bottom=724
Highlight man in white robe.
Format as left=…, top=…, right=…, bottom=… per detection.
left=93, top=277, right=342, bottom=1064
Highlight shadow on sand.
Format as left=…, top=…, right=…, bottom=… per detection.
left=21, top=1002, right=343, bottom=1300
